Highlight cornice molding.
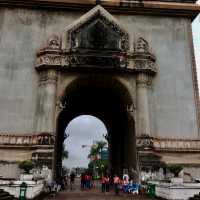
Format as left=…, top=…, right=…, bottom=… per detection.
left=0, top=0, right=199, bottom=20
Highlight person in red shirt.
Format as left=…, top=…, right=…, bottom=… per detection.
left=114, top=174, right=120, bottom=195
left=101, top=175, right=106, bottom=192
left=105, top=174, right=110, bottom=192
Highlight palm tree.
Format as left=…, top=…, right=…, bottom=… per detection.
left=97, top=141, right=107, bottom=153
left=88, top=141, right=107, bottom=160
left=62, top=144, right=69, bottom=160
left=87, top=141, right=108, bottom=177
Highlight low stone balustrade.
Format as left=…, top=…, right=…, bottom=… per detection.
left=136, top=135, right=200, bottom=152
left=153, top=138, right=200, bottom=152
left=0, top=133, right=54, bottom=146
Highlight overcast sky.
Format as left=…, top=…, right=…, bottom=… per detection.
left=63, top=115, right=107, bottom=168
left=63, top=13, right=200, bottom=169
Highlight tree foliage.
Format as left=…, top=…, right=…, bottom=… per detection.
left=18, top=160, right=34, bottom=174
left=88, top=141, right=107, bottom=159
left=87, top=140, right=108, bottom=177
left=62, top=144, right=69, bottom=160
left=167, top=164, right=183, bottom=177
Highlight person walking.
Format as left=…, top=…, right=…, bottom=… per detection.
left=105, top=174, right=110, bottom=192
left=114, top=174, right=120, bottom=195
left=70, top=171, right=75, bottom=190
left=101, top=175, right=106, bottom=192
left=81, top=173, right=85, bottom=189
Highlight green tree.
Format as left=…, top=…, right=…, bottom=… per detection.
left=88, top=141, right=107, bottom=159
left=18, top=160, right=34, bottom=174
left=87, top=141, right=108, bottom=177
left=167, top=164, right=183, bottom=177
left=62, top=144, right=69, bottom=160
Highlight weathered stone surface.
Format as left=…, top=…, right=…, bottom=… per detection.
left=0, top=7, right=198, bottom=139
left=0, top=4, right=199, bottom=178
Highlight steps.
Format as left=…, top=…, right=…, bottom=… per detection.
left=0, top=189, right=15, bottom=200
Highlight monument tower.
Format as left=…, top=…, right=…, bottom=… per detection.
left=0, top=0, right=199, bottom=180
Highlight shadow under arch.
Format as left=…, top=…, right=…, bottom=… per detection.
left=54, top=75, right=137, bottom=179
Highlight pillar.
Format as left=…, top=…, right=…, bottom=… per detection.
left=127, top=110, right=139, bottom=183
left=136, top=73, right=151, bottom=136
left=34, top=69, right=57, bottom=181
left=35, top=69, right=57, bottom=133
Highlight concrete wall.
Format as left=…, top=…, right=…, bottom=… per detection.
left=0, top=148, right=32, bottom=162
left=0, top=163, right=20, bottom=179
left=0, top=7, right=198, bottom=139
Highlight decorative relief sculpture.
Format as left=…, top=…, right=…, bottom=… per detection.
left=35, top=6, right=130, bottom=70
left=136, top=134, right=154, bottom=150
left=47, top=35, right=61, bottom=50
left=0, top=133, right=54, bottom=146
left=133, top=37, right=157, bottom=75
left=35, top=6, right=157, bottom=82
left=135, top=37, right=149, bottom=53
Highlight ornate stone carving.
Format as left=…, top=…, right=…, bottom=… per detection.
left=0, top=133, right=54, bottom=146
left=35, top=34, right=62, bottom=69
left=35, top=6, right=157, bottom=75
left=37, top=132, right=55, bottom=145
left=136, top=73, right=151, bottom=88
left=70, top=14, right=129, bottom=51
left=36, top=54, right=62, bottom=68
left=136, top=136, right=200, bottom=152
left=132, top=37, right=157, bottom=75
left=136, top=134, right=154, bottom=150
left=47, top=35, right=61, bottom=50
left=135, top=37, right=149, bottom=53
left=38, top=70, right=58, bottom=85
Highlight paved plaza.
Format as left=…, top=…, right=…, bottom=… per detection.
left=50, top=189, right=152, bottom=200
left=45, top=178, right=152, bottom=200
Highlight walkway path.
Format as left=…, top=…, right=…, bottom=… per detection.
left=51, top=191, right=152, bottom=200
left=45, top=178, right=152, bottom=200
left=48, top=188, right=152, bottom=200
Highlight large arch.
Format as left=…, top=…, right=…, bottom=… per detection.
left=54, top=76, right=137, bottom=179
left=34, top=5, right=157, bottom=182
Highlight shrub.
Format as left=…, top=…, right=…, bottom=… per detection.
left=167, top=164, right=183, bottom=177
left=18, top=160, right=34, bottom=174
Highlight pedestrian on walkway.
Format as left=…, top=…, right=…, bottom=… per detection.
left=105, top=174, right=110, bottom=192
left=85, top=173, right=90, bottom=189
left=81, top=173, right=85, bottom=189
left=114, top=174, right=120, bottom=195
left=70, top=171, right=76, bottom=190
left=101, top=175, right=106, bottom=192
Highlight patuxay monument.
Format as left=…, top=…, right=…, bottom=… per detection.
left=0, top=0, right=200, bottom=181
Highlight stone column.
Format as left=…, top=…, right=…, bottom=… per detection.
left=127, top=110, right=139, bottom=183
left=132, top=37, right=157, bottom=182
left=35, top=69, right=57, bottom=133
left=136, top=73, right=151, bottom=136
left=133, top=37, right=157, bottom=136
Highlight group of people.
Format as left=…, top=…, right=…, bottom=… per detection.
left=101, top=174, right=140, bottom=195
left=46, top=172, right=139, bottom=195
left=80, top=172, right=93, bottom=189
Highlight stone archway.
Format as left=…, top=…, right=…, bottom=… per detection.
left=34, top=5, right=157, bottom=181
left=54, top=76, right=137, bottom=179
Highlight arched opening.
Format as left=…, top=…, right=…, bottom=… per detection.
left=63, top=115, right=108, bottom=174
left=54, top=76, right=136, bottom=179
